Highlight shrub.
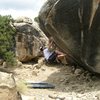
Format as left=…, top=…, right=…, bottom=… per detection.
left=0, top=15, right=16, bottom=66
left=34, top=16, right=39, bottom=23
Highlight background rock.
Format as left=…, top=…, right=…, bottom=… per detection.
left=14, top=17, right=48, bottom=62
left=14, top=16, right=33, bottom=24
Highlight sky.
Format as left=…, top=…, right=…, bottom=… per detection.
left=0, top=0, right=47, bottom=19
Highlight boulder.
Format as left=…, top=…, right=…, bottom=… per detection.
left=14, top=16, right=33, bottom=24
left=39, top=0, right=100, bottom=73
left=0, top=71, right=21, bottom=100
left=14, top=18, right=48, bottom=62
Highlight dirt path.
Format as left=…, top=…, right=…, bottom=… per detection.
left=13, top=61, right=100, bottom=100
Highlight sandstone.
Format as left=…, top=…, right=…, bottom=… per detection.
left=39, top=0, right=100, bottom=73
left=0, top=71, right=22, bottom=100
left=14, top=20, right=48, bottom=62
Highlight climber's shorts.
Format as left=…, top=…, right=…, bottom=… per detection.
left=48, top=51, right=58, bottom=63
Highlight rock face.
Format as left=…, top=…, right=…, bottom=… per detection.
left=0, top=71, right=21, bottom=100
left=14, top=17, right=48, bottom=62
left=39, top=0, right=100, bottom=73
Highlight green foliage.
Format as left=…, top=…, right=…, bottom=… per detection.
left=0, top=15, right=16, bottom=66
left=34, top=16, right=39, bottom=23
left=4, top=51, right=16, bottom=66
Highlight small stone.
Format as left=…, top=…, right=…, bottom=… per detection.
left=56, top=96, right=65, bottom=100
left=32, top=71, right=38, bottom=76
left=3, top=62, right=7, bottom=68
left=65, top=96, right=73, bottom=100
left=48, top=95, right=65, bottom=100
left=48, top=94, right=57, bottom=99
left=60, top=79, right=65, bottom=82
left=23, top=65, right=33, bottom=69
left=16, top=60, right=22, bottom=67
left=71, top=66, right=76, bottom=72
left=38, top=57, right=45, bottom=68
left=74, top=68, right=83, bottom=75
left=41, top=68, right=46, bottom=71
left=33, top=64, right=39, bottom=69
left=95, top=94, right=100, bottom=100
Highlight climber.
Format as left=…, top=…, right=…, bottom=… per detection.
left=40, top=37, right=67, bottom=64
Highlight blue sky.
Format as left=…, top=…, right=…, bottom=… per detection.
left=0, top=0, right=47, bottom=19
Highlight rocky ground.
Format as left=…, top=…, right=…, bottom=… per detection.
left=12, top=58, right=100, bottom=100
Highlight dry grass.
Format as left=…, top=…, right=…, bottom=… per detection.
left=16, top=80, right=28, bottom=94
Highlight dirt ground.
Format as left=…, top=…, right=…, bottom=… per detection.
left=13, top=59, right=100, bottom=100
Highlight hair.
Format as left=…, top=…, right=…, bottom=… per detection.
left=40, top=46, right=44, bottom=51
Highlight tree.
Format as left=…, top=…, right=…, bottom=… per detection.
left=0, top=15, right=16, bottom=66
left=34, top=16, right=39, bottom=23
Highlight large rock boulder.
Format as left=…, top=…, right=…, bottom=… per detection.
left=0, top=71, right=21, bottom=100
left=39, top=0, right=100, bottom=73
left=14, top=17, right=48, bottom=62
left=14, top=16, right=33, bottom=24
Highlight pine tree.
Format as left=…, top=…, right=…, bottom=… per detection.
left=0, top=15, right=16, bottom=66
